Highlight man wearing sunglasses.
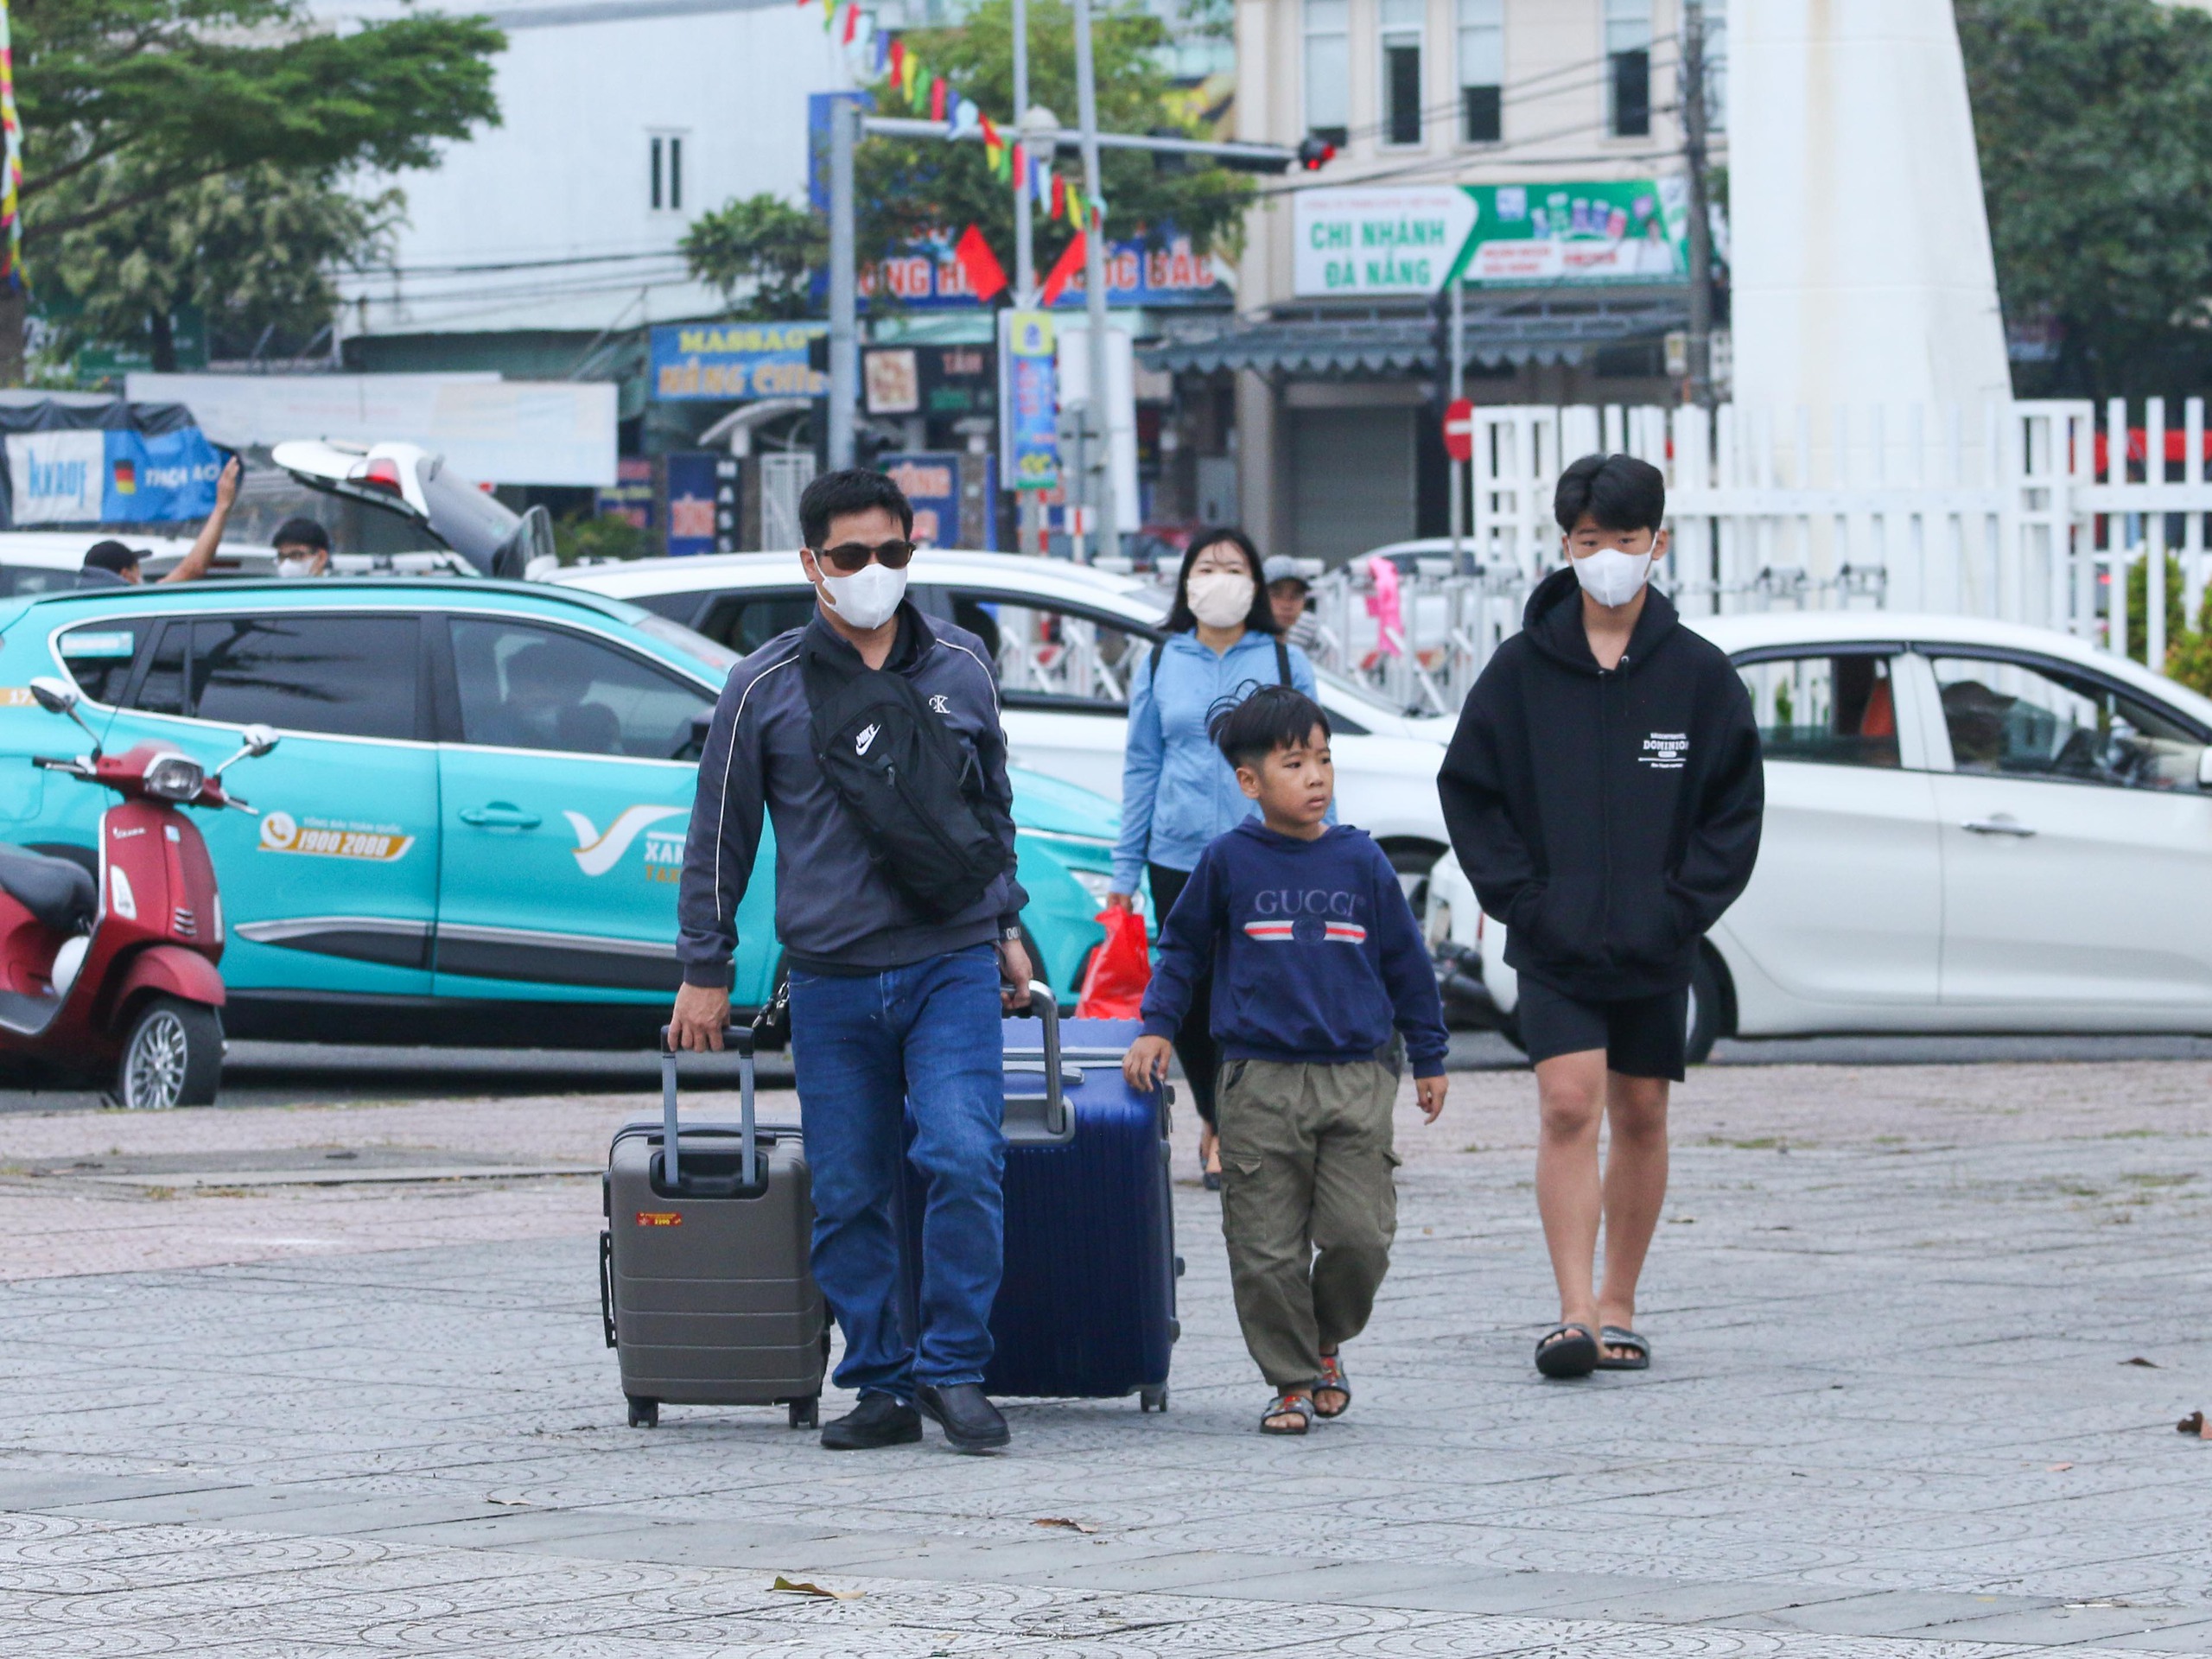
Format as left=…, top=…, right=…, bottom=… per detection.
left=670, top=468, right=1032, bottom=1456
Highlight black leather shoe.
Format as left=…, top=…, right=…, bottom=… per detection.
left=915, top=1382, right=1009, bottom=1453
left=820, top=1392, right=921, bottom=1451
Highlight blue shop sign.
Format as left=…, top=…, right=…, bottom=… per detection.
left=650, top=323, right=828, bottom=403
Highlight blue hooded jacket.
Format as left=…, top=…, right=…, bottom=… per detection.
left=1111, top=629, right=1319, bottom=892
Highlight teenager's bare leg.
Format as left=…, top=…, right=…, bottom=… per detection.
left=1597, top=1075, right=1669, bottom=1358
left=1533, top=1049, right=1608, bottom=1348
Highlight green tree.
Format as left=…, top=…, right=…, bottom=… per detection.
left=9, top=0, right=503, bottom=377
left=1958, top=0, right=2212, bottom=398
left=855, top=0, right=1253, bottom=290
left=50, top=165, right=404, bottom=369
left=682, top=194, right=826, bottom=320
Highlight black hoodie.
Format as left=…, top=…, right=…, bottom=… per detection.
left=1437, top=568, right=1764, bottom=1001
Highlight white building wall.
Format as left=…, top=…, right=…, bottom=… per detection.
left=314, top=0, right=856, bottom=338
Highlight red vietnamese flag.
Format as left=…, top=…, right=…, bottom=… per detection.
left=1039, top=232, right=1085, bottom=306
left=952, top=224, right=1008, bottom=302
left=930, top=76, right=949, bottom=122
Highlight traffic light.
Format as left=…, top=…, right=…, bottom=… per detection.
left=1296, top=136, right=1337, bottom=171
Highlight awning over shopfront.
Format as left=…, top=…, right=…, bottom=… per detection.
left=1142, top=295, right=1691, bottom=377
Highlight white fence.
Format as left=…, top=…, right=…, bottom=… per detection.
left=1304, top=398, right=2212, bottom=719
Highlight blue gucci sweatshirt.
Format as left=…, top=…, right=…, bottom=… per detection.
left=1141, top=819, right=1450, bottom=1079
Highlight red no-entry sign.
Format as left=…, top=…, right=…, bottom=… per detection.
left=1443, top=398, right=1475, bottom=463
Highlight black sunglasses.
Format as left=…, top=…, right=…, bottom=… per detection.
left=814, top=538, right=918, bottom=575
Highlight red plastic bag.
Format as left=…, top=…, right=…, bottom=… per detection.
left=1075, top=906, right=1151, bottom=1020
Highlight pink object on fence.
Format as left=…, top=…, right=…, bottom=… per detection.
left=1365, top=555, right=1406, bottom=658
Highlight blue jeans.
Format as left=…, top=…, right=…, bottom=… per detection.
left=788, top=944, right=1005, bottom=1398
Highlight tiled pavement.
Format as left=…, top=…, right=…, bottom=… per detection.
left=3, top=1062, right=2212, bottom=1654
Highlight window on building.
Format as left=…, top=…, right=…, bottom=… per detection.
left=649, top=133, right=684, bottom=213
left=1458, top=0, right=1503, bottom=143
left=1380, top=0, right=1424, bottom=147
left=1605, top=0, right=1652, bottom=137
left=1304, top=0, right=1349, bottom=148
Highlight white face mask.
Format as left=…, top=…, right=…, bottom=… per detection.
left=1185, top=570, right=1254, bottom=629
left=276, top=556, right=319, bottom=580
left=1569, top=548, right=1652, bottom=608
left=817, top=558, right=907, bottom=631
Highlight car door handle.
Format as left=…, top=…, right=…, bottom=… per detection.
left=1961, top=817, right=2037, bottom=837
left=460, top=803, right=542, bottom=830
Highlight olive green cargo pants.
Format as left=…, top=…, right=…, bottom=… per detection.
left=1215, top=1058, right=1400, bottom=1392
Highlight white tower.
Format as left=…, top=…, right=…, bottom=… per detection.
left=1728, top=0, right=2012, bottom=418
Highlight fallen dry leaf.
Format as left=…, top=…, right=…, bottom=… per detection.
left=1033, top=1517, right=1097, bottom=1534
left=771, top=1576, right=864, bottom=1600
left=2046, top=1462, right=2073, bottom=1472
left=2178, top=1411, right=2205, bottom=1436
left=2122, top=1357, right=2160, bottom=1368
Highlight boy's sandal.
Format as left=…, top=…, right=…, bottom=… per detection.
left=1260, top=1392, right=1313, bottom=1434
left=1313, top=1354, right=1351, bottom=1418
left=1595, top=1326, right=1650, bottom=1370
left=1535, top=1323, right=1599, bottom=1379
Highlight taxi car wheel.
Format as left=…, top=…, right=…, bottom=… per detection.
left=1686, top=947, right=1726, bottom=1067
left=1383, top=842, right=1446, bottom=921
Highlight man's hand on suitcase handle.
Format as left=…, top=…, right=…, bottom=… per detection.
left=1123, top=1034, right=1174, bottom=1094
left=669, top=983, right=731, bottom=1052
left=995, top=936, right=1033, bottom=1014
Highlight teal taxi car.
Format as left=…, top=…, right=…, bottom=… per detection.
left=0, top=579, right=1117, bottom=1045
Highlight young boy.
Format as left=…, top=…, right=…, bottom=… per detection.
left=1438, top=453, right=1763, bottom=1381
left=1124, top=686, right=1448, bottom=1435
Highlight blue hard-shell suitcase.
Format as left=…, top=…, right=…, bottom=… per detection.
left=984, top=1014, right=1181, bottom=1408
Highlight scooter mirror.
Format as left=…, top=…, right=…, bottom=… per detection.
left=241, top=724, right=279, bottom=759
left=28, top=677, right=78, bottom=715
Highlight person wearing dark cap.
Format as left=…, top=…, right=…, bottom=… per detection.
left=82, top=456, right=243, bottom=585
left=272, top=517, right=333, bottom=578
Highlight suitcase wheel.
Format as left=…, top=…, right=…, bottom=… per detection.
left=626, top=1395, right=659, bottom=1429
left=1140, top=1386, right=1168, bottom=1414
left=789, top=1395, right=821, bottom=1430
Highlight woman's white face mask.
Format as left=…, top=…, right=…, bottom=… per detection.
left=1185, top=569, right=1255, bottom=629
left=816, top=558, right=907, bottom=630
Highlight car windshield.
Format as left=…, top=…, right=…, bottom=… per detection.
left=633, top=613, right=741, bottom=677
left=416, top=455, right=523, bottom=569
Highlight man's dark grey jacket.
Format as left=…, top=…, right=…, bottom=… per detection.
left=677, top=603, right=1027, bottom=987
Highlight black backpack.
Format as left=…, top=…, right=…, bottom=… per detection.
left=800, top=628, right=1006, bottom=922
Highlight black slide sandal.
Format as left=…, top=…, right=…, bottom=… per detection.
left=1535, top=1323, right=1599, bottom=1378
left=1596, top=1325, right=1650, bottom=1370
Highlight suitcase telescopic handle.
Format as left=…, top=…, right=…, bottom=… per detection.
left=1002, top=979, right=1065, bottom=1140
left=658, top=1024, right=758, bottom=1189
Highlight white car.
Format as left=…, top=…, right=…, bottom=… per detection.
left=555, top=550, right=1458, bottom=889
left=1425, top=610, right=2212, bottom=1060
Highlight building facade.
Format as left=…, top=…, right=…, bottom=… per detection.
left=1144, top=0, right=1722, bottom=564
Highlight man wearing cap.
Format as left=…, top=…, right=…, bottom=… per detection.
left=1263, top=555, right=1321, bottom=652
left=82, top=456, right=242, bottom=585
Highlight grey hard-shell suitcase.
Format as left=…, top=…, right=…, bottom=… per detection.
left=600, top=1027, right=828, bottom=1429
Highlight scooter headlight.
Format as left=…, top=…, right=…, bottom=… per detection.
left=143, top=753, right=206, bottom=802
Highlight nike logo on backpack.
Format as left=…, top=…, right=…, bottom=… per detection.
left=855, top=722, right=880, bottom=756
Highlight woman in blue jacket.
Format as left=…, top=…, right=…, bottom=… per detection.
left=1109, top=527, right=1318, bottom=1186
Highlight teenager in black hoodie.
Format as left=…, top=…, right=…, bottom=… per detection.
left=1438, top=454, right=1762, bottom=1381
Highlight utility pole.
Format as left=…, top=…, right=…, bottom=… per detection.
left=1681, top=0, right=1715, bottom=410
left=828, top=92, right=860, bottom=468
left=1071, top=0, right=1118, bottom=563
left=1448, top=276, right=1465, bottom=568
left=1011, top=0, right=1040, bottom=555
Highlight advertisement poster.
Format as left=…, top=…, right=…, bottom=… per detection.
left=863, top=344, right=998, bottom=418
left=3, top=423, right=226, bottom=524
left=663, top=452, right=736, bottom=556
left=878, top=452, right=983, bottom=547
left=650, top=323, right=828, bottom=402
left=999, top=310, right=1059, bottom=492
left=1292, top=180, right=1688, bottom=298
left=594, top=456, right=654, bottom=532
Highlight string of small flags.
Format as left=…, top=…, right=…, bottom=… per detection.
left=796, top=0, right=1104, bottom=231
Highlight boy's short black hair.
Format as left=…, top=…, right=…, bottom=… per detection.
left=272, top=518, right=330, bottom=552
left=799, top=467, right=915, bottom=549
left=1554, top=453, right=1666, bottom=534
left=82, top=539, right=142, bottom=575
left=1208, top=683, right=1331, bottom=772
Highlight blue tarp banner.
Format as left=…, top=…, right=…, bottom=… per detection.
left=0, top=400, right=228, bottom=525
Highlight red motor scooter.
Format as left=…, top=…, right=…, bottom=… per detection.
left=0, top=677, right=278, bottom=1109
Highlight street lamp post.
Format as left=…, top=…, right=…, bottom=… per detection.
left=828, top=92, right=860, bottom=469
left=1071, top=0, right=1117, bottom=564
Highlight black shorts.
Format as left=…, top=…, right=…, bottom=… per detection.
left=1515, top=976, right=1688, bottom=1082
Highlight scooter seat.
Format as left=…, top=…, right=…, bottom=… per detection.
left=0, top=843, right=95, bottom=934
